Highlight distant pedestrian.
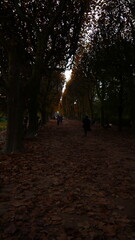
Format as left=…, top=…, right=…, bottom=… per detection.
left=103, top=120, right=111, bottom=129
left=56, top=114, right=63, bottom=125
left=82, top=116, right=91, bottom=136
left=59, top=115, right=63, bottom=123
left=57, top=115, right=60, bottom=125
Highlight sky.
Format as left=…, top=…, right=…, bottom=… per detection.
left=65, top=69, right=72, bottom=82
left=62, top=69, right=72, bottom=92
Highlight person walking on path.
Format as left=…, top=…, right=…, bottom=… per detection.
left=82, top=115, right=91, bottom=136
left=57, top=115, right=60, bottom=125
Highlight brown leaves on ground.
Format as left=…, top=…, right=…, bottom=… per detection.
left=0, top=119, right=135, bottom=240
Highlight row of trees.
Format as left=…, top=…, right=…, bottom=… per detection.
left=61, top=0, right=135, bottom=130
left=0, top=0, right=89, bottom=153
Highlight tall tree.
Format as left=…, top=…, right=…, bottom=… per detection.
left=0, top=0, right=89, bottom=153
left=39, top=71, right=65, bottom=124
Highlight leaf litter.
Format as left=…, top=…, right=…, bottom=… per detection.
left=0, top=119, right=135, bottom=240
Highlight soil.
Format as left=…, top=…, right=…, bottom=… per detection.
left=0, top=119, right=135, bottom=240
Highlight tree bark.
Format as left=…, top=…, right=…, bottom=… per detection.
left=118, top=75, right=123, bottom=131
left=100, top=101, right=105, bottom=127
left=88, top=95, right=94, bottom=121
left=129, top=75, right=135, bottom=130
left=5, top=43, right=24, bottom=153
left=41, top=110, right=49, bottom=124
left=27, top=94, right=39, bottom=136
left=27, top=0, right=68, bottom=132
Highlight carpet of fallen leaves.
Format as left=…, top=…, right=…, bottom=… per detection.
left=0, top=119, right=135, bottom=240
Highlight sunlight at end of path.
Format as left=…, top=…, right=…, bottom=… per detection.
left=62, top=70, right=72, bottom=92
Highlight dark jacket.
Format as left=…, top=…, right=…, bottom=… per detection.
left=82, top=116, right=91, bottom=131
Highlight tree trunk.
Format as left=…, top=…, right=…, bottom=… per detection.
left=5, top=44, right=24, bottom=153
left=27, top=93, right=38, bottom=136
left=100, top=101, right=105, bottom=127
left=41, top=110, right=48, bottom=124
left=27, top=60, right=42, bottom=135
left=118, top=105, right=123, bottom=131
left=118, top=76, right=123, bottom=131
left=88, top=95, right=94, bottom=121
left=27, top=33, right=46, bottom=135
left=129, top=75, right=135, bottom=130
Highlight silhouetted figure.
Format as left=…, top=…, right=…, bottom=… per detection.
left=57, top=115, right=60, bottom=125
left=59, top=115, right=63, bottom=123
left=82, top=116, right=91, bottom=136
left=56, top=114, right=63, bottom=125
left=103, top=121, right=111, bottom=129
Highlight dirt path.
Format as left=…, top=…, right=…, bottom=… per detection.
left=0, top=119, right=135, bottom=240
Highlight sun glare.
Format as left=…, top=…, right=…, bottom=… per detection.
left=65, top=69, right=72, bottom=82
left=62, top=69, right=72, bottom=93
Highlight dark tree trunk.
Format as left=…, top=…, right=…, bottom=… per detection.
left=5, top=44, right=24, bottom=153
left=27, top=29, right=50, bottom=134
left=27, top=94, right=38, bottom=136
left=27, top=60, right=42, bottom=136
left=41, top=110, right=48, bottom=124
left=88, top=96, right=94, bottom=121
left=118, top=105, right=123, bottom=131
left=129, top=75, right=135, bottom=130
left=118, top=76, right=123, bottom=131
left=41, top=111, right=46, bottom=124
left=101, top=101, right=105, bottom=127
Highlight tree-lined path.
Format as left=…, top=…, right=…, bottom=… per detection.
left=0, top=120, right=135, bottom=240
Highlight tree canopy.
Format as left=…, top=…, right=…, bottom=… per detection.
left=62, top=0, right=135, bottom=130
left=0, top=0, right=89, bottom=153
left=0, top=0, right=135, bottom=153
